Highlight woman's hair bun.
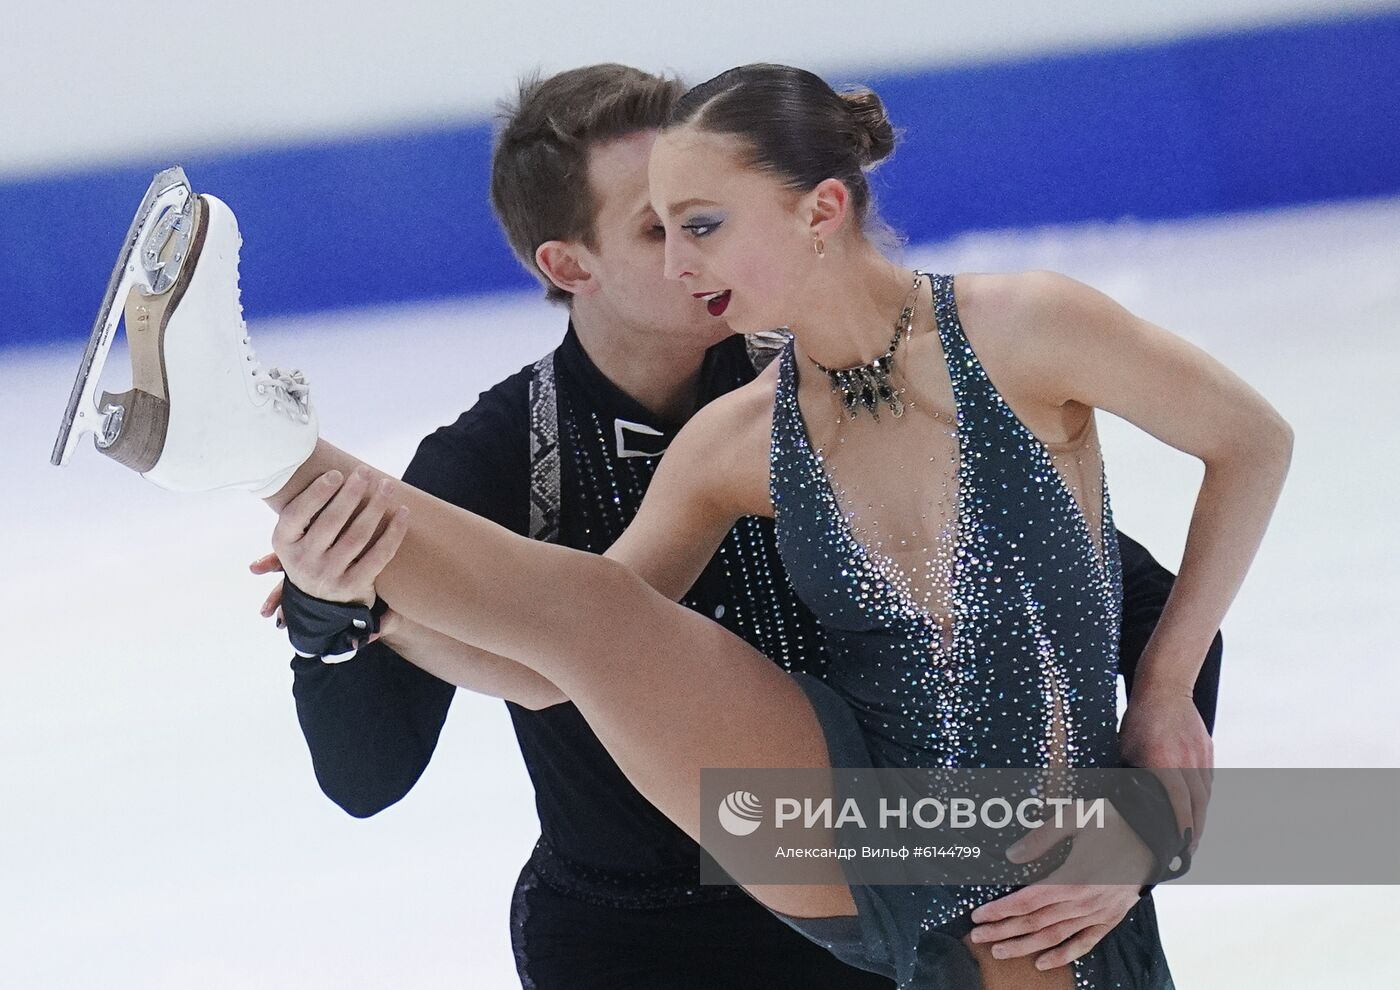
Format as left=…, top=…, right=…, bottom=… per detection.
left=840, top=88, right=895, bottom=167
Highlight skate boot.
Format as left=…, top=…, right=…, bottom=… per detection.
left=51, top=165, right=317, bottom=497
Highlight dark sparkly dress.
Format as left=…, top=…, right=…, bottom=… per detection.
left=763, top=273, right=1174, bottom=989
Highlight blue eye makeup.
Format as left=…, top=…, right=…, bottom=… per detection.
left=682, top=218, right=723, bottom=237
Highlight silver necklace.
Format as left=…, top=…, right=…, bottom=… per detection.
left=808, top=272, right=924, bottom=421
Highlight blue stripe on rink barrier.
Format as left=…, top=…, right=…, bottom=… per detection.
left=4, top=11, right=1397, bottom=350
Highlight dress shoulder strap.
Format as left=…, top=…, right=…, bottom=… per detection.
left=768, top=336, right=801, bottom=443
left=766, top=338, right=809, bottom=507
left=926, top=271, right=1006, bottom=430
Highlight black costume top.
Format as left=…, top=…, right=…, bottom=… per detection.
left=289, top=324, right=1222, bottom=909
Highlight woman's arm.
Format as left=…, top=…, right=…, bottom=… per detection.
left=967, top=270, right=1292, bottom=698
left=1116, top=530, right=1224, bottom=735
left=962, top=269, right=1290, bottom=842
left=958, top=270, right=1288, bottom=955
left=376, top=612, right=567, bottom=710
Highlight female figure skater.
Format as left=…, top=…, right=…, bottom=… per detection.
left=57, top=65, right=1290, bottom=989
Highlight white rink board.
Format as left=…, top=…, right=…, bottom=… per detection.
left=2, top=0, right=1394, bottom=178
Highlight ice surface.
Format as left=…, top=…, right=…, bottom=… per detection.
left=2, top=195, right=1396, bottom=987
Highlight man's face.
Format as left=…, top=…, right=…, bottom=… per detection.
left=577, top=130, right=736, bottom=348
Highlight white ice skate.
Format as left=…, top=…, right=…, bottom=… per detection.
left=52, top=165, right=317, bottom=497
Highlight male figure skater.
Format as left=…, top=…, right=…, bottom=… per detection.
left=254, top=64, right=1223, bottom=989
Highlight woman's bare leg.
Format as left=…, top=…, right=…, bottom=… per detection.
left=266, top=441, right=854, bottom=919
left=266, top=442, right=1082, bottom=985
left=962, top=938, right=1075, bottom=989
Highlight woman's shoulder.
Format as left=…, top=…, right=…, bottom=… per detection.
left=945, top=269, right=1096, bottom=370
left=680, top=363, right=778, bottom=459
left=664, top=358, right=780, bottom=516
left=946, top=269, right=1099, bottom=424
left=693, top=354, right=781, bottom=438
left=947, top=269, right=1070, bottom=338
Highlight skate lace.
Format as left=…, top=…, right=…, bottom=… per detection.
left=258, top=366, right=312, bottom=423
left=233, top=233, right=312, bottom=424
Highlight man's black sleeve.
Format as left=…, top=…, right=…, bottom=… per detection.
left=288, top=386, right=529, bottom=818
left=1116, top=529, right=1223, bottom=735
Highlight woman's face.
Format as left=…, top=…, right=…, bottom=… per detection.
left=648, top=126, right=816, bottom=334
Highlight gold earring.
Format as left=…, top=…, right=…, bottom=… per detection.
left=813, top=237, right=825, bottom=258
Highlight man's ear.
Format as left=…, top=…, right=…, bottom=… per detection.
left=806, top=177, right=852, bottom=242
left=536, top=241, right=596, bottom=298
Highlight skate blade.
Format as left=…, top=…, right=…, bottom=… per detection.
left=51, top=165, right=197, bottom=467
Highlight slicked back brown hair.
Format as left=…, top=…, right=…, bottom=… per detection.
left=490, top=64, right=685, bottom=305
left=665, top=64, right=897, bottom=235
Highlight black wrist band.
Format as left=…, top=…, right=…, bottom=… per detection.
left=280, top=576, right=387, bottom=658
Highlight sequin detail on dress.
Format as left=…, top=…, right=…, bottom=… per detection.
left=768, top=273, right=1173, bottom=988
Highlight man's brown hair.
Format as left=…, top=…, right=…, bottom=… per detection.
left=490, top=64, right=684, bottom=305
